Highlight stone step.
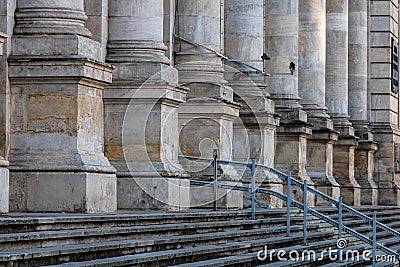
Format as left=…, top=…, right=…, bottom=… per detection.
left=10, top=219, right=398, bottom=267
left=0, top=209, right=307, bottom=234
left=241, top=230, right=399, bottom=267
left=1, top=206, right=398, bottom=234
left=42, top=231, right=340, bottom=267
left=0, top=215, right=330, bottom=251
left=2, top=226, right=337, bottom=267
left=2, top=211, right=396, bottom=253
left=0, top=207, right=399, bottom=266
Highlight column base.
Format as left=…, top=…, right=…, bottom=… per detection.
left=340, top=186, right=361, bottom=206
left=307, top=126, right=340, bottom=205
left=275, top=110, right=315, bottom=207
left=314, top=184, right=340, bottom=206
left=117, top=177, right=190, bottom=211
left=190, top=181, right=243, bottom=210
left=355, top=140, right=378, bottom=206
left=259, top=178, right=284, bottom=208
left=332, top=125, right=360, bottom=206
left=9, top=172, right=117, bottom=213
left=361, top=187, right=378, bottom=206
left=377, top=186, right=400, bottom=206
left=0, top=167, right=9, bottom=213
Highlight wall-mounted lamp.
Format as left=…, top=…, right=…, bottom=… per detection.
left=261, top=53, right=271, bottom=61
left=289, top=62, right=295, bottom=75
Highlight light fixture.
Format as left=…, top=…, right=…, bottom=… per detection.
left=261, top=53, right=271, bottom=61
left=289, top=62, right=295, bottom=75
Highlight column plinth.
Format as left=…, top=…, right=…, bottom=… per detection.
left=8, top=0, right=117, bottom=213
left=104, top=0, right=190, bottom=211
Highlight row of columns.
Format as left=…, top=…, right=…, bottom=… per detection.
left=0, top=0, right=386, bottom=212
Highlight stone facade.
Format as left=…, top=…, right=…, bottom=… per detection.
left=0, top=0, right=400, bottom=213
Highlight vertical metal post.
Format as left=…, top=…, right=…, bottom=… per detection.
left=286, top=170, right=291, bottom=237
left=338, top=197, right=343, bottom=263
left=213, top=149, right=218, bottom=211
left=303, top=180, right=307, bottom=245
left=372, top=212, right=377, bottom=267
left=251, top=159, right=256, bottom=220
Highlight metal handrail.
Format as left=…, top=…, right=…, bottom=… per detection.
left=180, top=155, right=400, bottom=263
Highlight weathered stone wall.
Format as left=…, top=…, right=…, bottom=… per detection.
left=0, top=0, right=400, bottom=213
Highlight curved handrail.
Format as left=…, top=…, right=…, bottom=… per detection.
left=181, top=155, right=400, bottom=260
left=180, top=155, right=400, bottom=239
left=190, top=179, right=400, bottom=259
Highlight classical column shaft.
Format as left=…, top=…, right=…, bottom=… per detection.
left=326, top=0, right=349, bottom=122
left=175, top=0, right=226, bottom=87
left=298, top=0, right=339, bottom=204
left=8, top=0, right=117, bottom=213
left=348, top=0, right=368, bottom=123
left=349, top=0, right=376, bottom=205
left=225, top=0, right=281, bottom=208
left=105, top=0, right=189, bottom=211
left=299, top=0, right=327, bottom=115
left=325, top=0, right=360, bottom=205
left=265, top=0, right=314, bottom=206
left=265, top=0, right=300, bottom=110
left=175, top=0, right=241, bottom=209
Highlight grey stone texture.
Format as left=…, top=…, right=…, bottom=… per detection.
left=8, top=0, right=117, bottom=213
left=0, top=0, right=399, bottom=213
left=104, top=0, right=190, bottom=211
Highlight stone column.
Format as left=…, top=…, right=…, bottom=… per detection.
left=349, top=0, right=377, bottom=205
left=224, top=0, right=282, bottom=208
left=8, top=0, right=117, bottom=213
left=326, top=0, right=360, bottom=205
left=265, top=0, right=314, bottom=206
left=0, top=32, right=8, bottom=213
left=175, top=0, right=242, bottom=209
left=105, top=0, right=190, bottom=211
left=298, top=0, right=340, bottom=204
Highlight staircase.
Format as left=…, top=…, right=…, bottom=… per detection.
left=0, top=206, right=400, bottom=266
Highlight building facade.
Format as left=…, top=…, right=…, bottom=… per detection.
left=0, top=0, right=399, bottom=213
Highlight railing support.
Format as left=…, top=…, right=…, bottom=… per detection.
left=286, top=170, right=291, bottom=237
left=372, top=212, right=377, bottom=267
left=338, top=196, right=343, bottom=263
left=180, top=153, right=400, bottom=262
left=303, top=180, right=308, bottom=245
left=251, top=159, right=256, bottom=220
left=213, top=149, right=218, bottom=211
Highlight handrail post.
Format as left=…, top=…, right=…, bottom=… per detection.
left=372, top=212, right=377, bottom=267
left=213, top=149, right=218, bottom=211
left=251, top=159, right=256, bottom=220
left=303, top=180, right=307, bottom=245
left=286, top=170, right=291, bottom=237
left=338, top=196, right=343, bottom=263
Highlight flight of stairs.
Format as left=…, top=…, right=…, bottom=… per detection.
left=0, top=207, right=399, bottom=266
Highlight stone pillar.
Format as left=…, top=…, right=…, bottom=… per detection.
left=175, top=0, right=242, bottom=209
left=8, top=0, right=117, bottom=213
left=163, top=0, right=175, bottom=63
left=0, top=32, right=8, bottom=213
left=265, top=0, right=314, bottom=206
left=105, top=0, right=190, bottom=211
left=326, top=0, right=360, bottom=205
left=349, top=0, right=378, bottom=205
left=224, top=0, right=282, bottom=208
left=298, top=0, right=340, bottom=204
left=369, top=0, right=400, bottom=205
